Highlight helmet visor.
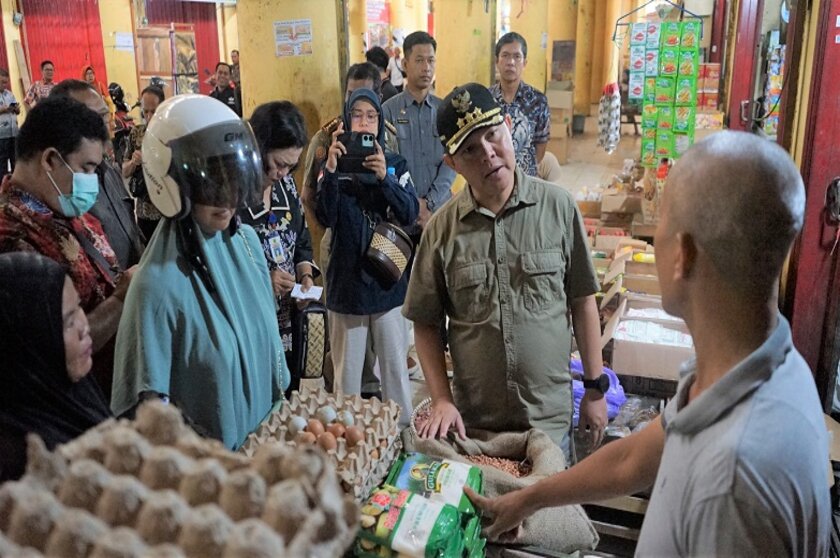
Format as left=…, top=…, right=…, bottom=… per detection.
left=168, top=120, right=263, bottom=211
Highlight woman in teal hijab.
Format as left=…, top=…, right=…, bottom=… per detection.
left=112, top=95, right=288, bottom=449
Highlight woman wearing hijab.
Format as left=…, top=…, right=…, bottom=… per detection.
left=112, top=95, right=288, bottom=450
left=316, top=88, right=418, bottom=426
left=0, top=252, right=111, bottom=481
left=81, top=65, right=115, bottom=131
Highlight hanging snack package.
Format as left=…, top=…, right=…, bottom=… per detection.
left=659, top=48, right=678, bottom=76
left=355, top=485, right=464, bottom=558
left=675, top=76, right=697, bottom=106
left=642, top=127, right=657, bottom=141
left=644, top=77, right=657, bottom=104
left=641, top=140, right=658, bottom=167
left=656, top=130, right=674, bottom=159
left=630, top=22, right=647, bottom=45
left=641, top=104, right=658, bottom=128
left=657, top=105, right=674, bottom=130
left=646, top=22, right=661, bottom=49
left=628, top=72, right=645, bottom=100
left=630, top=46, right=646, bottom=72
left=645, top=49, right=659, bottom=77
left=680, top=21, right=701, bottom=49
left=673, top=106, right=696, bottom=135
left=678, top=49, right=699, bottom=77
left=660, top=22, right=681, bottom=48
left=386, top=452, right=483, bottom=515
left=655, top=77, right=676, bottom=106
left=674, top=133, right=694, bottom=158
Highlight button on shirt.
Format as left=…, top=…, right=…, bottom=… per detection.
left=636, top=315, right=830, bottom=557
left=0, top=90, right=18, bottom=140
left=382, top=91, right=456, bottom=214
left=489, top=82, right=550, bottom=177
left=403, top=168, right=598, bottom=446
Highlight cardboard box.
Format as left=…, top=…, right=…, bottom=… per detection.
left=704, top=62, right=721, bottom=80
left=623, top=274, right=661, bottom=295
left=546, top=89, right=574, bottom=110
left=546, top=136, right=568, bottom=165
left=550, top=108, right=571, bottom=138
left=695, top=111, right=724, bottom=129
left=577, top=200, right=602, bottom=218
left=601, top=193, right=643, bottom=214
left=700, top=91, right=719, bottom=111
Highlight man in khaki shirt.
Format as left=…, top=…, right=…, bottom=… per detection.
left=403, top=83, right=607, bottom=460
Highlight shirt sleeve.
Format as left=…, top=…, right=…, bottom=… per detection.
left=23, top=83, right=37, bottom=106
left=403, top=222, right=447, bottom=325
left=428, top=160, right=456, bottom=211
left=684, top=494, right=789, bottom=558
left=564, top=202, right=599, bottom=299
left=533, top=94, right=550, bottom=145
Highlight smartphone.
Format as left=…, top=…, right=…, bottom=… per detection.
left=336, top=131, right=376, bottom=174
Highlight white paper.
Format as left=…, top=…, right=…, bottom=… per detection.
left=291, top=283, right=322, bottom=301
left=115, top=32, right=134, bottom=52
left=614, top=320, right=693, bottom=348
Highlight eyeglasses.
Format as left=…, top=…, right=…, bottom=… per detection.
left=500, top=52, right=524, bottom=62
left=351, top=110, right=379, bottom=124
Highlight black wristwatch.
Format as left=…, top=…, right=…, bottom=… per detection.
left=583, top=374, right=610, bottom=394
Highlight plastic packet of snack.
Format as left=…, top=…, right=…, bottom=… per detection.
left=642, top=104, right=658, bottom=128
left=673, top=106, right=696, bottom=134
left=630, top=22, right=647, bottom=45
left=657, top=105, right=674, bottom=130
left=678, top=49, right=699, bottom=77
left=659, top=48, right=678, bottom=76
left=642, top=127, right=657, bottom=141
left=675, top=76, right=697, bottom=107
left=655, top=130, right=674, bottom=159
left=641, top=141, right=657, bottom=167
left=655, top=77, right=675, bottom=106
left=630, top=46, right=646, bottom=72
left=644, top=77, right=657, bottom=104
left=628, top=72, right=645, bottom=100
left=646, top=22, right=661, bottom=49
left=674, top=133, right=693, bottom=157
left=385, top=452, right=483, bottom=516
left=660, top=22, right=681, bottom=47
left=645, top=49, right=659, bottom=77
left=681, top=21, right=701, bottom=49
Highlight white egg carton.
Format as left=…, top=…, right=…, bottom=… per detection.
left=0, top=401, right=358, bottom=558
left=239, top=390, right=403, bottom=503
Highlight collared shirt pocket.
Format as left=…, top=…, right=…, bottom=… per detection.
left=448, top=261, right=489, bottom=322
left=521, top=249, right=565, bottom=312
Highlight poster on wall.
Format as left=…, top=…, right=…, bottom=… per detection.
left=366, top=0, right=391, bottom=48
left=551, top=40, right=576, bottom=83
left=274, top=19, right=313, bottom=57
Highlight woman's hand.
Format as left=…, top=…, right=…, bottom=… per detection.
left=363, top=141, right=387, bottom=181
left=270, top=269, right=295, bottom=297
left=295, top=273, right=315, bottom=310
left=325, top=121, right=346, bottom=174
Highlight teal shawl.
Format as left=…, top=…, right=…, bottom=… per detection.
left=112, top=218, right=288, bottom=448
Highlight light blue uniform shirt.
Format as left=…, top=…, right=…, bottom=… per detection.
left=112, top=218, right=288, bottom=449
left=636, top=315, right=830, bottom=557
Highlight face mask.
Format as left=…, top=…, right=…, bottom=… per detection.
left=47, top=154, right=99, bottom=217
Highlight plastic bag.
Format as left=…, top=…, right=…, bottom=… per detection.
left=571, top=359, right=627, bottom=427
left=386, top=452, right=483, bottom=516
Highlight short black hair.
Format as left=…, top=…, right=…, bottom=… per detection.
left=49, top=79, right=96, bottom=98
left=215, top=62, right=231, bottom=73
left=403, top=31, right=436, bottom=57
left=344, top=62, right=382, bottom=95
left=0, top=68, right=8, bottom=78
left=140, top=85, right=165, bottom=104
left=16, top=96, right=109, bottom=162
left=495, top=32, right=528, bottom=59
left=250, top=101, right=308, bottom=168
left=365, top=47, right=390, bottom=72
left=40, top=60, right=54, bottom=70
left=231, top=49, right=239, bottom=55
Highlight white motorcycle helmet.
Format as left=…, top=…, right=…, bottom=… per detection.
left=142, top=94, right=261, bottom=219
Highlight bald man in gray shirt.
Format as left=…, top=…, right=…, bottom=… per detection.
left=466, top=131, right=831, bottom=557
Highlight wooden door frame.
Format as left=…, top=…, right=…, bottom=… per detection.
left=709, top=0, right=727, bottom=64
left=782, top=0, right=840, bottom=409
left=726, top=0, right=764, bottom=131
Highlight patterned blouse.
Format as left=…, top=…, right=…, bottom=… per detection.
left=489, top=81, right=551, bottom=177
left=0, top=178, right=118, bottom=311
left=24, top=80, right=55, bottom=108
left=238, top=177, right=316, bottom=351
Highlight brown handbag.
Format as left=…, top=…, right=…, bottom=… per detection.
left=364, top=211, right=414, bottom=287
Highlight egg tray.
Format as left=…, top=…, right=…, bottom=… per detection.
left=0, top=400, right=359, bottom=558
left=239, top=390, right=403, bottom=503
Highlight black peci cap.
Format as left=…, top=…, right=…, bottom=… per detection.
left=437, top=82, right=505, bottom=155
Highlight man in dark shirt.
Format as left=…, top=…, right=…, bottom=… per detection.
left=210, top=62, right=242, bottom=117
left=366, top=46, right=398, bottom=102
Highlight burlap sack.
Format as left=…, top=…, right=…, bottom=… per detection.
left=402, top=428, right=599, bottom=554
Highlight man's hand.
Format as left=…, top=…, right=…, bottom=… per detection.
left=112, top=265, right=138, bottom=302
left=325, top=121, right=346, bottom=173
left=417, top=199, right=432, bottom=229
left=418, top=399, right=466, bottom=440
left=464, top=487, right=532, bottom=542
left=270, top=269, right=295, bottom=297
left=131, top=149, right=142, bottom=166
left=578, top=391, right=608, bottom=448
left=363, top=141, right=387, bottom=181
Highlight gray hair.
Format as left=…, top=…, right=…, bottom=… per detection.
left=665, top=131, right=805, bottom=296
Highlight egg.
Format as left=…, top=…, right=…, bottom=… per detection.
left=315, top=406, right=337, bottom=425
left=337, top=410, right=355, bottom=427
left=295, top=431, right=316, bottom=445
left=326, top=423, right=346, bottom=439
left=306, top=419, right=325, bottom=437
left=344, top=426, right=364, bottom=448
left=288, top=415, right=308, bottom=436
left=317, top=432, right=337, bottom=452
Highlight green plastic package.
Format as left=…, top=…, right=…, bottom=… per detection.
left=386, top=452, right=483, bottom=516
left=644, top=76, right=657, bottom=104
left=673, top=106, right=696, bottom=134
left=681, top=21, right=701, bottom=50
left=641, top=104, right=658, bottom=128
left=660, top=22, right=681, bottom=48
left=659, top=48, right=678, bottom=76
left=641, top=140, right=657, bottom=167
left=656, top=130, right=674, bottom=158
left=678, top=49, right=699, bottom=77
left=356, top=485, right=465, bottom=558
left=642, top=126, right=656, bottom=141
left=657, top=105, right=674, bottom=130
left=675, top=76, right=697, bottom=107
left=655, top=77, right=675, bottom=106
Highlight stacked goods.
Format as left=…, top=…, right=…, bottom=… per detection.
left=239, top=389, right=402, bottom=502
left=761, top=43, right=785, bottom=138
left=0, top=401, right=358, bottom=558
left=639, top=20, right=702, bottom=166
left=698, top=62, right=721, bottom=113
